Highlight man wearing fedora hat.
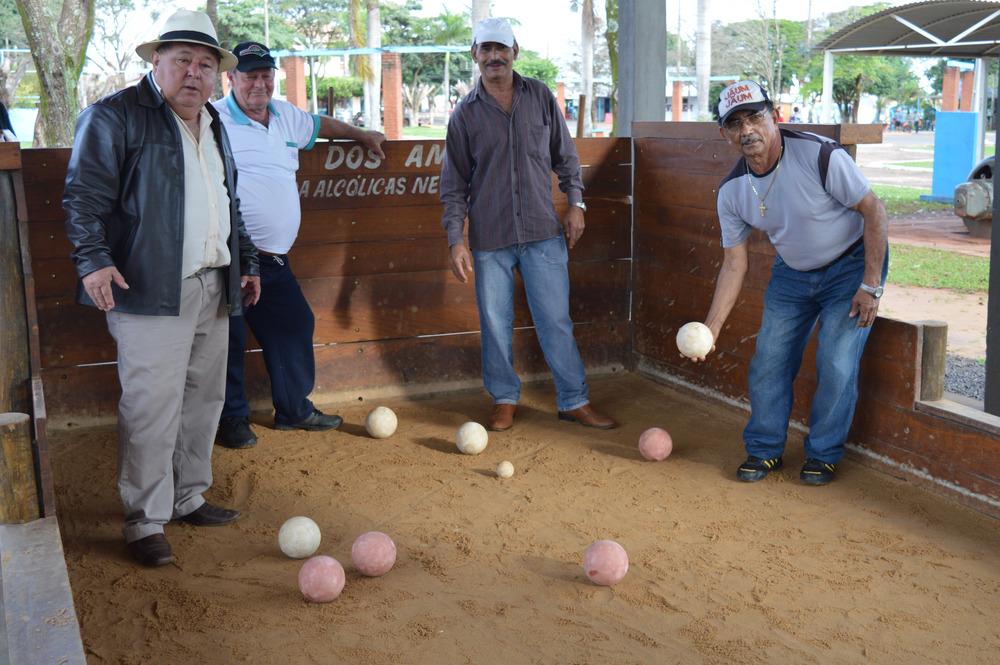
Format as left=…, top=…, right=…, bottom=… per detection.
left=211, top=41, right=386, bottom=449
left=688, top=79, right=888, bottom=486
left=63, top=9, right=261, bottom=566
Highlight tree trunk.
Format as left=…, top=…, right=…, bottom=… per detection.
left=365, top=0, right=381, bottom=131
left=581, top=0, right=594, bottom=137
left=443, top=51, right=451, bottom=111
left=206, top=0, right=224, bottom=102
left=17, top=0, right=95, bottom=147
left=696, top=0, right=711, bottom=120
left=605, top=0, right=618, bottom=136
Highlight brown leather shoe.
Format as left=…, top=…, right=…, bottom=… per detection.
left=557, top=404, right=616, bottom=429
left=487, top=403, right=516, bottom=431
left=128, top=533, right=175, bottom=567
left=177, top=503, right=241, bottom=526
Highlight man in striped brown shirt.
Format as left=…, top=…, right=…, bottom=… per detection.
left=440, top=17, right=615, bottom=433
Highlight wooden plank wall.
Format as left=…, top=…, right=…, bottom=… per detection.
left=23, top=138, right=632, bottom=425
left=631, top=121, right=1000, bottom=518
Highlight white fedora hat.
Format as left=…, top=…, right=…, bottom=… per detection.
left=135, top=9, right=238, bottom=71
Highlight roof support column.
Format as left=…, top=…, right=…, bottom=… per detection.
left=617, top=0, right=666, bottom=136
left=986, top=65, right=1000, bottom=416
left=973, top=58, right=988, bottom=162
left=821, top=50, right=834, bottom=123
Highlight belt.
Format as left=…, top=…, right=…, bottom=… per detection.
left=814, top=237, right=863, bottom=271
left=188, top=266, right=220, bottom=279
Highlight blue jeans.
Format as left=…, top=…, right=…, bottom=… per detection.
left=744, top=242, right=888, bottom=464
left=472, top=236, right=589, bottom=412
left=222, top=254, right=317, bottom=426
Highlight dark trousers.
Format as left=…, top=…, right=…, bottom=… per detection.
left=222, top=254, right=316, bottom=426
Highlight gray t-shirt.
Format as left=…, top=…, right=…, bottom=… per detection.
left=717, top=129, right=870, bottom=271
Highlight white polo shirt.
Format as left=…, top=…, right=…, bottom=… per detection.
left=214, top=94, right=321, bottom=254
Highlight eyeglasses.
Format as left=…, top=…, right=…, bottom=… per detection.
left=723, top=110, right=769, bottom=133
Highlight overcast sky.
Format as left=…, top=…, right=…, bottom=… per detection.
left=417, top=1, right=914, bottom=58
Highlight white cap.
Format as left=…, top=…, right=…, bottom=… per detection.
left=717, top=80, right=771, bottom=126
left=473, top=17, right=516, bottom=47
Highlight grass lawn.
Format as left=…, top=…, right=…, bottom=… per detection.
left=871, top=184, right=953, bottom=216
left=888, top=243, right=989, bottom=293
left=888, top=160, right=933, bottom=168
left=401, top=125, right=448, bottom=139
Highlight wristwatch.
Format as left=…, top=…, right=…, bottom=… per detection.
left=859, top=282, right=884, bottom=298
left=571, top=201, right=587, bottom=213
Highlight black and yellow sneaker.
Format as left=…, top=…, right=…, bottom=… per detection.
left=736, top=455, right=783, bottom=482
left=800, top=458, right=836, bottom=485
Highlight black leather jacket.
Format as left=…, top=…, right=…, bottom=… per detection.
left=63, top=74, right=259, bottom=316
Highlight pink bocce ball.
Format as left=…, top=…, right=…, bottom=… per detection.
left=298, top=555, right=346, bottom=603
left=351, top=531, right=397, bottom=577
left=637, top=427, right=673, bottom=461
left=583, top=540, right=629, bottom=586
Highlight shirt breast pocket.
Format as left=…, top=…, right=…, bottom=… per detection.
left=526, top=123, right=551, bottom=162
left=286, top=141, right=300, bottom=169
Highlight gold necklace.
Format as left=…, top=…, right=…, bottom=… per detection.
left=746, top=145, right=783, bottom=217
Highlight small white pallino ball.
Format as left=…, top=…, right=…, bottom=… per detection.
left=583, top=539, right=629, bottom=586
left=278, top=516, right=322, bottom=559
left=676, top=321, right=714, bottom=359
left=351, top=531, right=397, bottom=577
left=365, top=406, right=398, bottom=439
left=496, top=460, right=515, bottom=478
left=455, top=421, right=488, bottom=455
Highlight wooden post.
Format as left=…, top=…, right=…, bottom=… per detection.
left=919, top=321, right=949, bottom=401
left=0, top=413, right=40, bottom=523
left=577, top=94, right=587, bottom=138
left=0, top=165, right=32, bottom=418
left=671, top=80, right=682, bottom=121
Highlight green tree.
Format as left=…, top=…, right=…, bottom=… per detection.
left=432, top=7, right=470, bottom=108
left=0, top=0, right=29, bottom=107
left=17, top=0, right=96, bottom=146
left=216, top=0, right=297, bottom=50
left=514, top=50, right=559, bottom=90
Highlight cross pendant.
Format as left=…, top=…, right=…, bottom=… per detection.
left=759, top=202, right=766, bottom=217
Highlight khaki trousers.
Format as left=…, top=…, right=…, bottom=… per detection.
left=107, top=269, right=228, bottom=542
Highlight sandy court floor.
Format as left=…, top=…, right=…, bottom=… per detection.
left=51, top=374, right=1000, bottom=665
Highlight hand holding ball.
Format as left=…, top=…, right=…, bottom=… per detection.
left=676, top=321, right=714, bottom=359
left=298, top=555, right=345, bottom=602
left=351, top=531, right=396, bottom=577
left=278, top=516, right=321, bottom=559
left=365, top=406, right=398, bottom=439
left=455, top=422, right=488, bottom=455
left=583, top=540, right=629, bottom=586
left=638, top=427, right=672, bottom=461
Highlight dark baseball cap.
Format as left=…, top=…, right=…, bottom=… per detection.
left=232, top=41, right=277, bottom=72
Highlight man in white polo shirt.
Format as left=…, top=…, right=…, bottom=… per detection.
left=214, top=41, right=386, bottom=448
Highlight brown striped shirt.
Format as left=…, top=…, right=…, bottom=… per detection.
left=440, top=72, right=584, bottom=252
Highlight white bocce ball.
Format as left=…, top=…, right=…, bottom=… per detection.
left=365, top=406, right=398, bottom=439
left=278, top=516, right=322, bottom=559
left=496, top=461, right=515, bottom=478
left=676, top=321, right=714, bottom=359
left=455, top=421, right=488, bottom=455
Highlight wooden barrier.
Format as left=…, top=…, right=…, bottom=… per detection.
left=630, top=121, right=1000, bottom=517
left=0, top=142, right=85, bottom=663
left=10, top=129, right=1000, bottom=516
left=24, top=138, right=633, bottom=423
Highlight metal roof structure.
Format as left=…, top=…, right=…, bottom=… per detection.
left=816, top=1, right=1000, bottom=416
left=815, top=0, right=1000, bottom=57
